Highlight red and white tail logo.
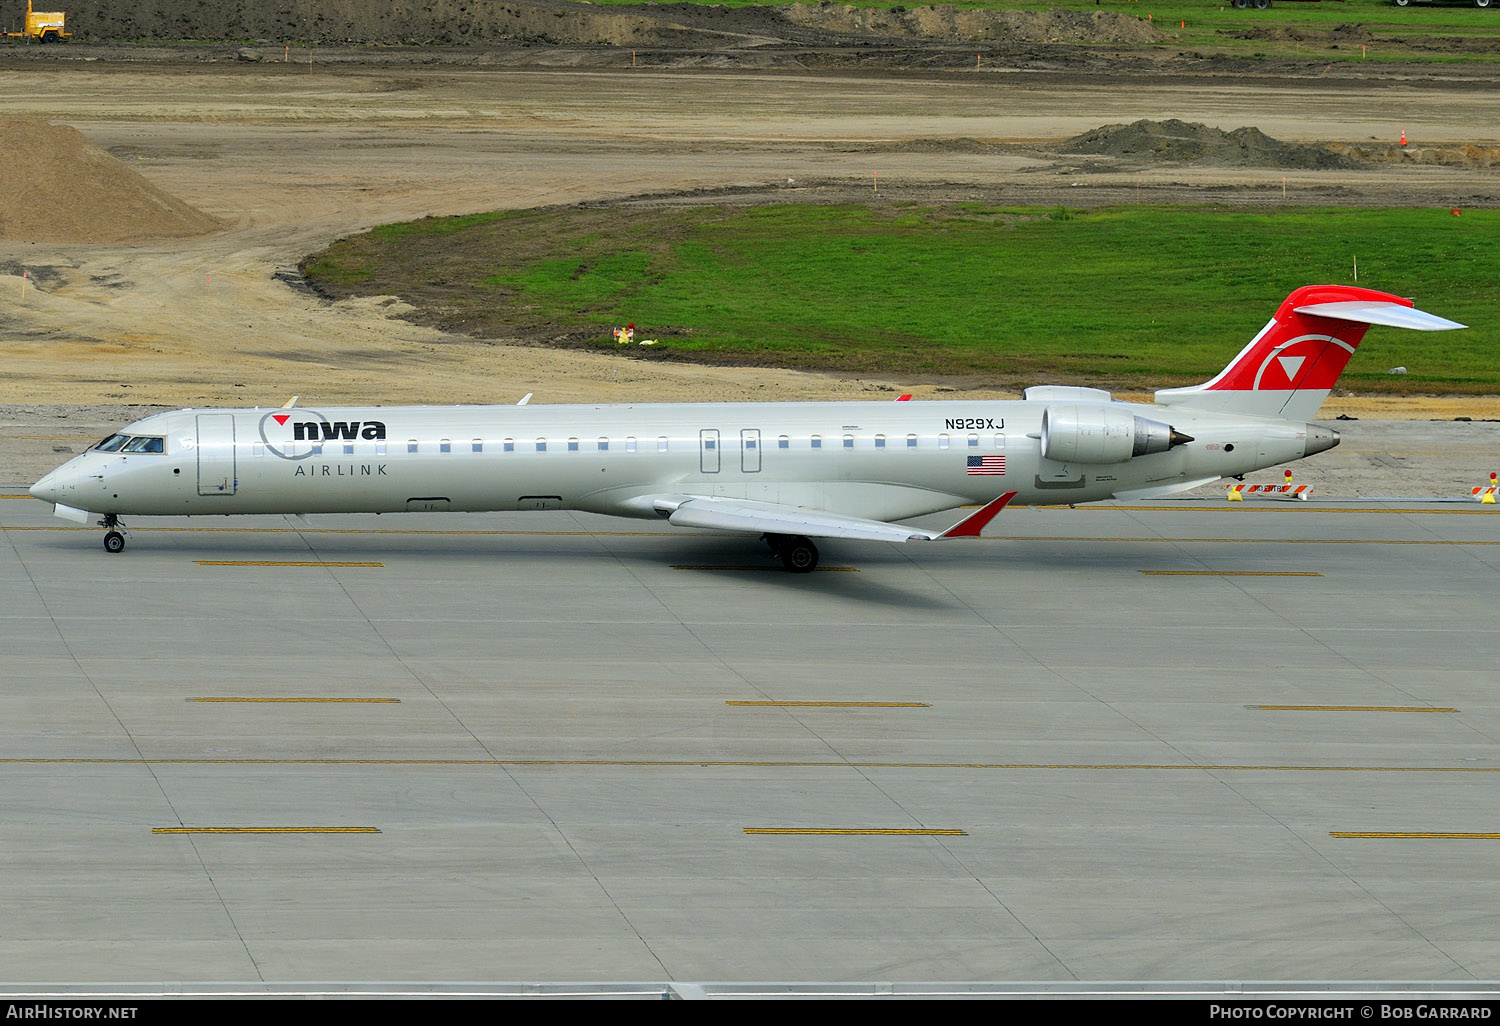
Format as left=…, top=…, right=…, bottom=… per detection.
left=1156, top=285, right=1462, bottom=422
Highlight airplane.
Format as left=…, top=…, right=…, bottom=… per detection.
left=29, top=284, right=1463, bottom=571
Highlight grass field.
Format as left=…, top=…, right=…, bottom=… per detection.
left=303, top=203, right=1495, bottom=393
left=573, top=0, right=1500, bottom=64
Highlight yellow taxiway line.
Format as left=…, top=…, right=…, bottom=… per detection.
left=744, top=828, right=966, bottom=836
left=726, top=701, right=930, bottom=708
left=188, top=697, right=401, bottom=704
left=152, top=826, right=380, bottom=835
left=193, top=560, right=383, bottom=567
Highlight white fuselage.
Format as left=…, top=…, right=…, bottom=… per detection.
left=33, top=399, right=1321, bottom=524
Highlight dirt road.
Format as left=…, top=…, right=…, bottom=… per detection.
left=0, top=58, right=1496, bottom=417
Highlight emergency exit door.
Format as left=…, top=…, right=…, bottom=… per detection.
left=741, top=429, right=761, bottom=473
left=700, top=429, right=720, bottom=474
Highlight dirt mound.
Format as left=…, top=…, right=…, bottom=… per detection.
left=1059, top=118, right=1361, bottom=170
left=1227, top=22, right=1376, bottom=45
left=53, top=0, right=1160, bottom=47
left=50, top=0, right=777, bottom=47
left=782, top=5, right=1162, bottom=44
left=0, top=118, right=219, bottom=243
left=1329, top=141, right=1500, bottom=168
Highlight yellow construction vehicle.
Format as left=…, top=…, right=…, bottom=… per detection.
left=4, top=2, right=71, bottom=43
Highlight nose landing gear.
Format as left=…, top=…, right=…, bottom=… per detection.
left=99, top=514, right=128, bottom=553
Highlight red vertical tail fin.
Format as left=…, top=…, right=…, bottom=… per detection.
left=1155, top=285, right=1462, bottom=422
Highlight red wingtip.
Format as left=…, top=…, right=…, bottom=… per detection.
left=938, top=491, right=1018, bottom=539
left=896, top=394, right=912, bottom=402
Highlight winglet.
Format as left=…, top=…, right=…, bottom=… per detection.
left=281, top=395, right=299, bottom=409
left=936, top=491, right=1018, bottom=539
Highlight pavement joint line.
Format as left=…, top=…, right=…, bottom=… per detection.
left=8, top=758, right=1499, bottom=771
left=151, top=826, right=380, bottom=834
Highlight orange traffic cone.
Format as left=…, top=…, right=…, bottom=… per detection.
left=1400, top=128, right=1407, bottom=147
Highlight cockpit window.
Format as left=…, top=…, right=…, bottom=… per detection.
left=120, top=436, right=165, bottom=454
left=95, top=434, right=129, bottom=452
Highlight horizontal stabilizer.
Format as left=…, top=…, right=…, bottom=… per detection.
left=1294, top=301, right=1465, bottom=332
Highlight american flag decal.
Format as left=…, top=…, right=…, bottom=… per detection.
left=966, top=455, right=1006, bottom=476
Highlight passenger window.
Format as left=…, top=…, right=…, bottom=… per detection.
left=344, top=443, right=354, bottom=455
left=536, top=438, right=547, bottom=453
left=626, top=437, right=637, bottom=453
left=253, top=443, right=265, bottom=458
left=906, top=434, right=917, bottom=449
left=842, top=434, right=854, bottom=449
left=968, top=433, right=979, bottom=448
left=599, top=437, right=609, bottom=452
left=472, top=439, right=483, bottom=453
left=778, top=435, right=789, bottom=450
left=994, top=434, right=1005, bottom=449
left=376, top=442, right=387, bottom=456
left=408, top=440, right=418, bottom=454
left=568, top=438, right=579, bottom=452
left=875, top=434, right=886, bottom=449
left=440, top=439, right=451, bottom=454
left=811, top=435, right=822, bottom=449
left=311, top=443, right=323, bottom=456
left=503, top=438, right=514, bottom=453
left=657, top=436, right=668, bottom=452
left=938, top=434, right=950, bottom=450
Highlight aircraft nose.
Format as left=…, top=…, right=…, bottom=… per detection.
left=30, top=467, right=66, bottom=503
left=31, top=460, right=88, bottom=505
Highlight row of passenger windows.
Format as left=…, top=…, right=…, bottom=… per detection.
left=252, top=433, right=1008, bottom=457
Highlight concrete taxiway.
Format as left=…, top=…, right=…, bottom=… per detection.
left=3, top=474, right=1499, bottom=986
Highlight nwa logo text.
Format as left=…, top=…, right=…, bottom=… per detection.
left=258, top=410, right=387, bottom=460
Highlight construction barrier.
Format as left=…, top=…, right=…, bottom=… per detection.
left=1226, top=482, right=1313, bottom=501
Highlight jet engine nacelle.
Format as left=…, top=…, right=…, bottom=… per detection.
left=1040, top=404, right=1186, bottom=464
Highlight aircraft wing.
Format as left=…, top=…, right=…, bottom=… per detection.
left=654, top=492, right=1017, bottom=543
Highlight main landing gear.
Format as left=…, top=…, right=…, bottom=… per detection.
left=99, top=514, right=128, bottom=553
left=765, top=533, right=819, bottom=573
